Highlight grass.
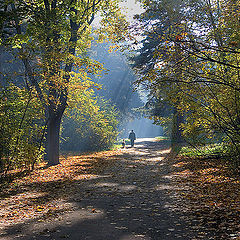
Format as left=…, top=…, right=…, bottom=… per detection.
left=155, top=136, right=170, bottom=141
left=179, top=143, right=227, bottom=159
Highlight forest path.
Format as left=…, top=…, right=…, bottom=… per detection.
left=2, top=138, right=195, bottom=240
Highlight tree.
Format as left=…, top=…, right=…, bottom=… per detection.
left=1, top=0, right=128, bottom=165
left=132, top=0, right=240, bottom=162
left=131, top=0, right=188, bottom=150
left=161, top=0, right=240, bottom=162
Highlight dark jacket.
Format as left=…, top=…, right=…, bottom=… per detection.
left=128, top=132, right=136, bottom=140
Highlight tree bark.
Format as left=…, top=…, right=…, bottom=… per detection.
left=47, top=114, right=62, bottom=166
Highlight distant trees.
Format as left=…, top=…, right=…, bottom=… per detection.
left=89, top=42, right=143, bottom=115
left=132, top=0, right=188, bottom=150
left=0, top=0, right=127, bottom=168
left=132, top=0, right=240, bottom=163
left=61, top=41, right=144, bottom=148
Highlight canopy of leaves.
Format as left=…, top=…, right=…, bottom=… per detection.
left=131, top=0, right=240, bottom=163
left=0, top=0, right=129, bottom=168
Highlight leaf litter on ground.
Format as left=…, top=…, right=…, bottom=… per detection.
left=170, top=155, right=240, bottom=240
left=0, top=149, right=122, bottom=228
left=0, top=146, right=239, bottom=240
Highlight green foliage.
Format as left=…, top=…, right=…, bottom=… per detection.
left=0, top=83, right=44, bottom=174
left=155, top=136, right=170, bottom=141
left=180, top=143, right=229, bottom=159
left=1, top=0, right=128, bottom=110
left=61, top=85, right=119, bottom=152
left=1, top=0, right=129, bottom=165
left=132, top=0, right=240, bottom=164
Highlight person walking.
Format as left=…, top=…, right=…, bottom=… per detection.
left=121, top=139, right=126, bottom=148
left=128, top=130, right=136, bottom=147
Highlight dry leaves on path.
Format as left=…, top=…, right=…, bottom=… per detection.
left=0, top=149, right=123, bottom=228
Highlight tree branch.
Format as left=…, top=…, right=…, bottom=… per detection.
left=11, top=3, right=47, bottom=110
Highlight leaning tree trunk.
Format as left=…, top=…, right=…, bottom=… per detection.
left=46, top=113, right=62, bottom=166
left=171, top=108, right=184, bottom=154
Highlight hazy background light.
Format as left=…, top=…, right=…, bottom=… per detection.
left=91, top=0, right=163, bottom=139
left=93, top=0, right=143, bottom=27
left=119, top=0, right=144, bottom=22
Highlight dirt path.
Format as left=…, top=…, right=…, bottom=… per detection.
left=1, top=138, right=195, bottom=240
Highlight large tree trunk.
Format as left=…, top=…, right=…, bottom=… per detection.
left=47, top=114, right=62, bottom=166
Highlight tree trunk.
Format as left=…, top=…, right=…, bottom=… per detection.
left=171, top=108, right=184, bottom=153
left=47, top=114, right=62, bottom=166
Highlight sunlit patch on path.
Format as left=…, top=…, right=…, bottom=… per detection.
left=1, top=138, right=196, bottom=240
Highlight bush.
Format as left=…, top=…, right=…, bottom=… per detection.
left=0, top=84, right=44, bottom=175
left=61, top=88, right=119, bottom=152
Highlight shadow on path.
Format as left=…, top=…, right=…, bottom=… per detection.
left=2, top=139, right=195, bottom=240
